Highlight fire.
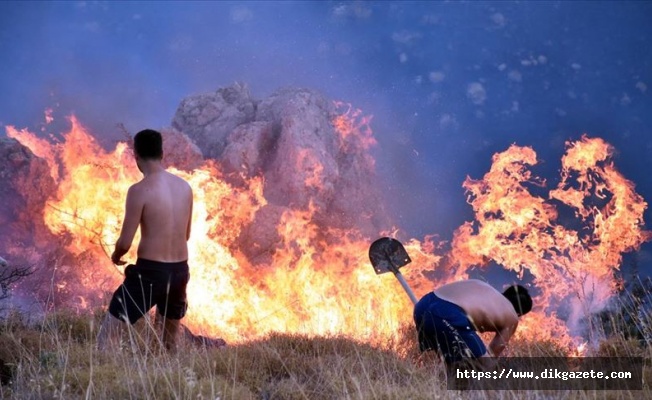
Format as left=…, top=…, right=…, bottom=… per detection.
left=4, top=103, right=650, bottom=353
left=574, top=342, right=588, bottom=357
left=332, top=101, right=376, bottom=153
left=5, top=109, right=435, bottom=344
left=449, top=135, right=651, bottom=345
left=297, top=149, right=325, bottom=189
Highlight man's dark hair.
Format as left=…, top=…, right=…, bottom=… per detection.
left=503, top=285, right=532, bottom=316
left=133, top=129, right=163, bottom=160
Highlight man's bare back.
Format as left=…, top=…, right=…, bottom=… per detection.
left=435, top=280, right=518, bottom=333
left=415, top=279, right=531, bottom=359
left=112, top=170, right=193, bottom=265
left=132, top=171, right=192, bottom=262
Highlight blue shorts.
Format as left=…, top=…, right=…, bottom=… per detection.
left=413, top=292, right=487, bottom=364
left=108, top=258, right=190, bottom=325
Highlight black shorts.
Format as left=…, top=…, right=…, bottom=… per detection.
left=108, top=258, right=190, bottom=325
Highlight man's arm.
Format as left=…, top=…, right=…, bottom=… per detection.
left=186, top=191, right=193, bottom=241
left=488, top=322, right=517, bottom=357
left=111, top=186, right=143, bottom=265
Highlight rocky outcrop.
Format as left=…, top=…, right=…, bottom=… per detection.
left=0, top=137, right=56, bottom=246
left=171, top=83, right=257, bottom=160
left=171, top=85, right=390, bottom=264
left=160, top=127, right=204, bottom=171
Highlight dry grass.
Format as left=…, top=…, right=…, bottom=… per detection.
left=0, top=307, right=649, bottom=399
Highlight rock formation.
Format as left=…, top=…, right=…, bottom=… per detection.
left=171, top=84, right=390, bottom=264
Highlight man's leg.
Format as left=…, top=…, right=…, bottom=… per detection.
left=162, top=318, right=181, bottom=353
left=101, top=264, right=153, bottom=351
left=157, top=264, right=189, bottom=353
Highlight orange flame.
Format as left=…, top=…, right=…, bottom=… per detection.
left=6, top=110, right=437, bottom=344
left=450, top=136, right=651, bottom=345
left=573, top=342, right=588, bottom=357
left=5, top=106, right=650, bottom=353
left=332, top=101, right=376, bottom=153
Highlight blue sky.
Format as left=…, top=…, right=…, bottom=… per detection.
left=2, top=1, right=652, bottom=270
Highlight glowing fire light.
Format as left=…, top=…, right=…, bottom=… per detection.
left=449, top=136, right=651, bottom=347
left=5, top=104, right=650, bottom=353
left=574, top=342, right=588, bottom=357
left=5, top=109, right=437, bottom=344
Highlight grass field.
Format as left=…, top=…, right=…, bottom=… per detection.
left=0, top=307, right=649, bottom=399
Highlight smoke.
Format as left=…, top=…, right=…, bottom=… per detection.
left=2, top=82, right=650, bottom=348
left=0, top=87, right=415, bottom=341
left=169, top=84, right=390, bottom=264
left=2, top=2, right=652, bottom=242
left=1, top=1, right=652, bottom=344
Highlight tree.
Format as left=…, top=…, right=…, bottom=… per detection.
left=0, top=256, right=32, bottom=302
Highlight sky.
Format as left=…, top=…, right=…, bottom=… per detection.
left=2, top=1, right=652, bottom=271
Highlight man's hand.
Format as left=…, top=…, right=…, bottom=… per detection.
left=489, top=323, right=517, bottom=358
left=111, top=249, right=127, bottom=266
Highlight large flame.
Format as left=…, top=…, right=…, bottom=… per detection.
left=5, top=107, right=650, bottom=352
left=6, top=111, right=438, bottom=344
left=449, top=136, right=651, bottom=346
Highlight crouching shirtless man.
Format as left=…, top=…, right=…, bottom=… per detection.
left=97, top=129, right=193, bottom=353
left=414, top=280, right=533, bottom=381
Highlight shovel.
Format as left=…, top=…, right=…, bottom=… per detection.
left=368, top=237, right=418, bottom=305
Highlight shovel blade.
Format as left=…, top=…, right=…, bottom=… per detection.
left=369, top=237, right=412, bottom=275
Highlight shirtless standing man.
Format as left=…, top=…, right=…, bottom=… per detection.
left=414, top=279, right=532, bottom=373
left=97, top=129, right=193, bottom=352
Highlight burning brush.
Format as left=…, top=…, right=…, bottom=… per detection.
left=1, top=85, right=650, bottom=354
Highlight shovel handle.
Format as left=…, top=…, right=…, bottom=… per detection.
left=394, top=272, right=418, bottom=305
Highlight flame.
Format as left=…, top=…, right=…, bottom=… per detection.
left=450, top=136, right=651, bottom=344
left=7, top=125, right=60, bottom=181
left=332, top=101, right=376, bottom=153
left=296, top=149, right=325, bottom=189
left=5, top=109, right=436, bottom=344
left=5, top=105, right=650, bottom=353
left=574, top=342, right=588, bottom=357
